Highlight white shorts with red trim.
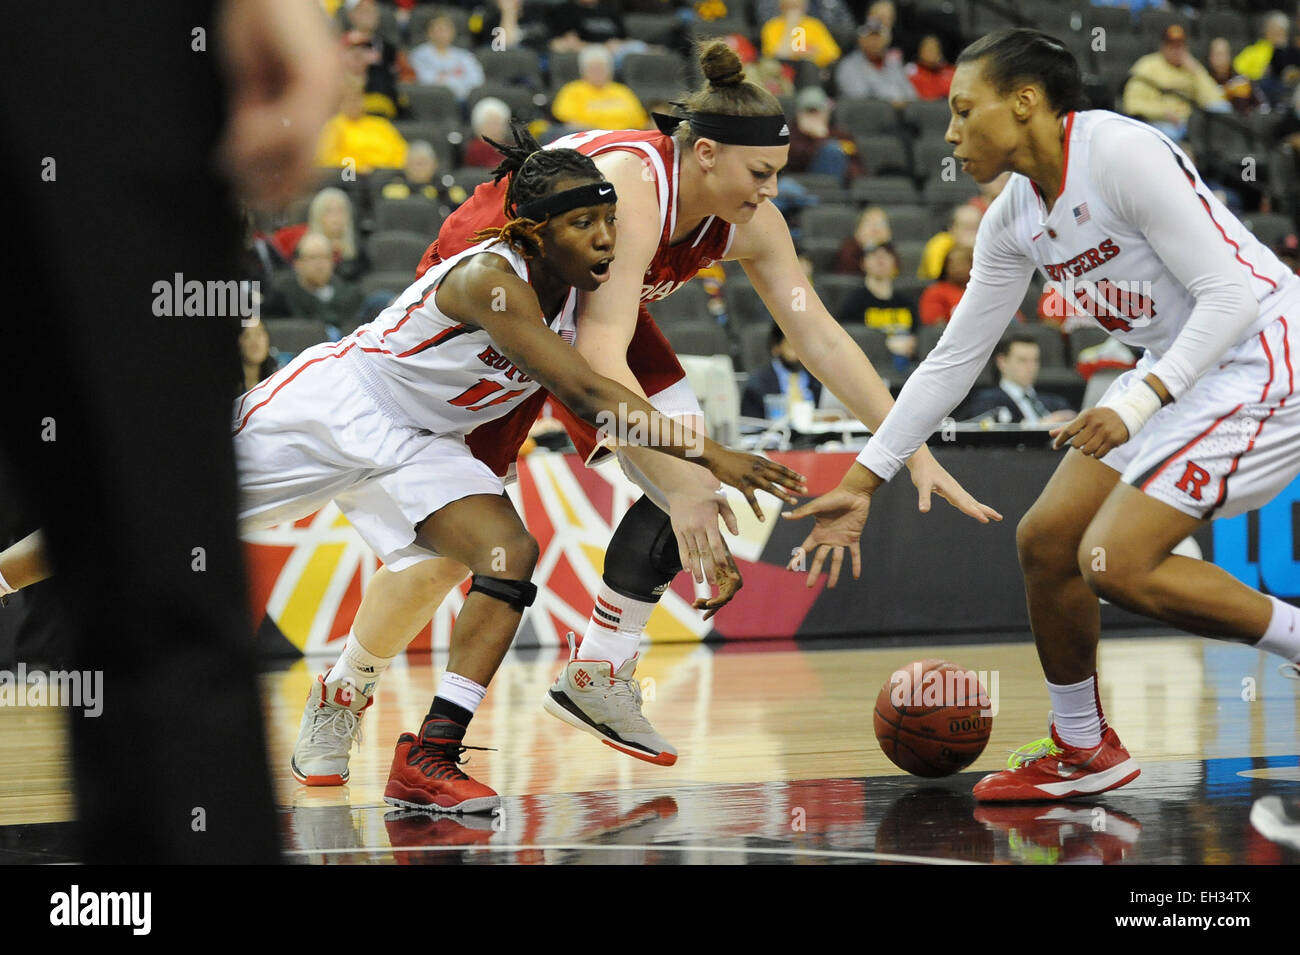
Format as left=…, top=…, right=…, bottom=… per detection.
left=1098, top=303, right=1299, bottom=521
left=233, top=341, right=504, bottom=571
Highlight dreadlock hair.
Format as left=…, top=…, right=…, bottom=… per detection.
left=469, top=121, right=603, bottom=258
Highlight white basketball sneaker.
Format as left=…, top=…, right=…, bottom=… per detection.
left=543, top=634, right=677, bottom=766
left=291, top=673, right=374, bottom=786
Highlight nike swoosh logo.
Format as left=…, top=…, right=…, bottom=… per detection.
left=598, top=186, right=612, bottom=196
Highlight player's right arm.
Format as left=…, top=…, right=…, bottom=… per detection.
left=443, top=254, right=807, bottom=515
left=576, top=150, right=747, bottom=589
left=785, top=189, right=1036, bottom=585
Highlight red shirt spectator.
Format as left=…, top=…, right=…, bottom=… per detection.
left=918, top=244, right=971, bottom=325
left=907, top=35, right=954, bottom=100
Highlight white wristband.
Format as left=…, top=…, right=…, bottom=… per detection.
left=1101, top=380, right=1164, bottom=439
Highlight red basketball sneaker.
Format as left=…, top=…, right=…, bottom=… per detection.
left=973, top=725, right=1140, bottom=802
left=383, top=718, right=500, bottom=814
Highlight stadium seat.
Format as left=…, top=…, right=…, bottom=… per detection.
left=903, top=100, right=953, bottom=139
left=834, top=97, right=901, bottom=135
left=264, top=318, right=330, bottom=356
left=645, top=281, right=714, bottom=328
left=548, top=51, right=581, bottom=87
left=885, top=206, right=938, bottom=244
left=921, top=178, right=980, bottom=205
left=373, top=197, right=443, bottom=235
left=360, top=270, right=415, bottom=298
left=469, top=82, right=542, bottom=122
left=367, top=230, right=432, bottom=273
left=662, top=319, right=730, bottom=357
left=739, top=323, right=772, bottom=373
left=1136, top=8, right=1189, bottom=43
left=446, top=166, right=495, bottom=193
left=623, top=13, right=680, bottom=46
left=815, top=274, right=864, bottom=317
left=788, top=173, right=848, bottom=203
left=477, top=46, right=542, bottom=88
left=623, top=51, right=688, bottom=89
left=680, top=354, right=742, bottom=445
left=399, top=83, right=460, bottom=123
left=723, top=278, right=770, bottom=328
left=854, top=132, right=912, bottom=177
left=1066, top=326, right=1110, bottom=365
left=800, top=205, right=860, bottom=241
left=843, top=325, right=895, bottom=376
left=800, top=237, right=844, bottom=274
left=852, top=176, right=920, bottom=204
left=1012, top=321, right=1069, bottom=369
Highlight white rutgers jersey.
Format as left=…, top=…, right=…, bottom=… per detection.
left=348, top=238, right=577, bottom=435
left=1006, top=110, right=1292, bottom=355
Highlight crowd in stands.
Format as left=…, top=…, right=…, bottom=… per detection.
left=240, top=0, right=1300, bottom=433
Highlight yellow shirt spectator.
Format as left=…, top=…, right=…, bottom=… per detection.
left=761, top=15, right=841, bottom=69
left=1123, top=50, right=1226, bottom=126
left=1233, top=40, right=1276, bottom=82
left=316, top=113, right=409, bottom=174
left=551, top=80, right=650, bottom=132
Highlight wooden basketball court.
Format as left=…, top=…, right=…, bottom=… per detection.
left=1, top=631, right=1296, bottom=864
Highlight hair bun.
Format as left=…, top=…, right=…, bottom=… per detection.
left=698, top=40, right=746, bottom=88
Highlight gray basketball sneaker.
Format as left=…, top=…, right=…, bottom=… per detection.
left=1250, top=795, right=1300, bottom=851
left=291, top=674, right=374, bottom=786
left=543, top=634, right=677, bottom=765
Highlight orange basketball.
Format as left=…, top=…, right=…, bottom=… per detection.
left=873, top=659, right=992, bottom=777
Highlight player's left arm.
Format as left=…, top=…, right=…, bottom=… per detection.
left=1051, top=124, right=1259, bottom=458
left=729, top=201, right=999, bottom=522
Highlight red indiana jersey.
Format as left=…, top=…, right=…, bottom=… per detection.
left=422, top=128, right=735, bottom=475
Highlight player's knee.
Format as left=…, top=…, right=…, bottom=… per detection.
left=1077, top=533, right=1137, bottom=606
left=1016, top=510, right=1074, bottom=575
left=477, top=530, right=539, bottom=579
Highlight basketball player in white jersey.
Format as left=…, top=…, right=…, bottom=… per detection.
left=0, top=136, right=807, bottom=813
left=787, top=28, right=1300, bottom=808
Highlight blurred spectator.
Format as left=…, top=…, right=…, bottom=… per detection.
left=273, top=187, right=368, bottom=282
left=906, top=34, right=954, bottom=101
left=468, top=0, right=527, bottom=51
left=787, top=87, right=862, bottom=183
left=265, top=232, right=366, bottom=331
left=918, top=244, right=971, bottom=325
left=1234, top=10, right=1288, bottom=81
left=238, top=321, right=279, bottom=394
left=835, top=19, right=914, bottom=104
left=241, top=211, right=288, bottom=288
left=381, top=141, right=469, bottom=212
left=741, top=323, right=823, bottom=419
left=919, top=204, right=981, bottom=279
left=549, top=0, right=630, bottom=54
left=833, top=205, right=891, bottom=274
left=963, top=333, right=1074, bottom=424
left=1122, top=25, right=1229, bottom=141
left=1209, top=37, right=1265, bottom=115
left=745, top=57, right=795, bottom=96
left=342, top=0, right=401, bottom=116
left=835, top=241, right=916, bottom=369
left=464, top=97, right=512, bottom=167
left=969, top=170, right=1011, bottom=215
left=316, top=77, right=408, bottom=174
left=761, top=0, right=841, bottom=71
left=552, top=44, right=650, bottom=132
left=410, top=15, right=485, bottom=102
left=1263, top=11, right=1300, bottom=107
left=755, top=0, right=855, bottom=41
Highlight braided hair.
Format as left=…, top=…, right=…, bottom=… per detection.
left=470, top=121, right=603, bottom=258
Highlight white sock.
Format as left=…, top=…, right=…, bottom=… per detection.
left=435, top=671, right=487, bottom=714
left=0, top=568, right=15, bottom=595
left=577, top=585, right=654, bottom=671
left=1256, top=595, right=1300, bottom=662
left=1046, top=674, right=1107, bottom=748
left=325, top=632, right=395, bottom=696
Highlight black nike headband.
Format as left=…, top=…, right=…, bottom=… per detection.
left=514, top=181, right=618, bottom=221
left=651, top=103, right=790, bottom=146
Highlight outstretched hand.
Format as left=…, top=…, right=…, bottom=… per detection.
left=781, top=487, right=872, bottom=588
left=906, top=451, right=1003, bottom=523
left=705, top=447, right=807, bottom=520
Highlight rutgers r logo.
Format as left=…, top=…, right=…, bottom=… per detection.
left=1174, top=461, right=1212, bottom=500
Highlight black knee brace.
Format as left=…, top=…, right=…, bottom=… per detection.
left=603, top=495, right=684, bottom=600
left=468, top=574, right=538, bottom=612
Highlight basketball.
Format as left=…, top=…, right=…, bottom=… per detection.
left=874, top=660, right=993, bottom=778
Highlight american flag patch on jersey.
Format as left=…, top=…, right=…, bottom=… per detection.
left=560, top=328, right=576, bottom=344
left=1073, top=203, right=1091, bottom=225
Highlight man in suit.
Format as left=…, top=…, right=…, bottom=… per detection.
left=742, top=323, right=823, bottom=419
left=963, top=333, right=1074, bottom=424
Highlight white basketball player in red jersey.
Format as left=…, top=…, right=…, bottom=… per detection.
left=0, top=131, right=808, bottom=813
left=280, top=39, right=1003, bottom=778
left=789, top=28, right=1300, bottom=807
